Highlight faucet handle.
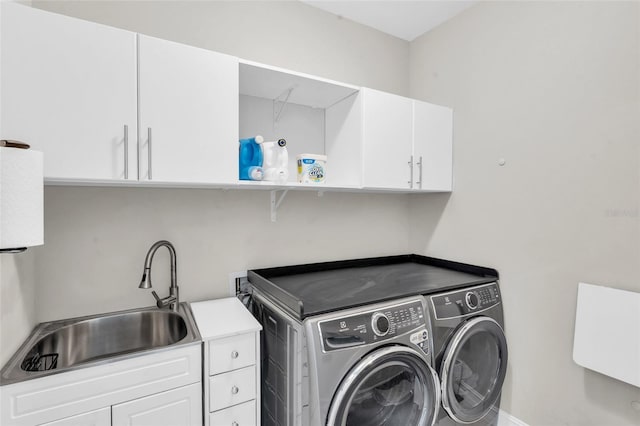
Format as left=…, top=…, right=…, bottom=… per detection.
left=151, top=290, right=177, bottom=310
left=151, top=291, right=168, bottom=309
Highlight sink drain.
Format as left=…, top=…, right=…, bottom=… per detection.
left=21, top=353, right=58, bottom=372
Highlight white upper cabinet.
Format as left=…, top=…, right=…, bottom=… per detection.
left=138, top=35, right=239, bottom=184
left=0, top=4, right=452, bottom=193
left=413, top=100, right=453, bottom=191
left=361, top=89, right=414, bottom=190
left=361, top=89, right=453, bottom=191
left=0, top=3, right=138, bottom=181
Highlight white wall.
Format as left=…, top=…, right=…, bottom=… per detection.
left=409, top=2, right=640, bottom=425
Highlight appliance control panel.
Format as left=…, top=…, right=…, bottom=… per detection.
left=431, top=282, right=501, bottom=320
left=318, top=299, right=429, bottom=354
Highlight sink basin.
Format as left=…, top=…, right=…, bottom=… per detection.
left=21, top=310, right=187, bottom=371
left=0, top=303, right=201, bottom=385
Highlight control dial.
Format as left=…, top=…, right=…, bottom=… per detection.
left=371, top=313, right=390, bottom=336
left=465, top=292, right=479, bottom=310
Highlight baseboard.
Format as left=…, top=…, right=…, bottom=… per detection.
left=498, top=410, right=529, bottom=426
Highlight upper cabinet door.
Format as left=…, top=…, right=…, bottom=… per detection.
left=362, top=89, right=414, bottom=190
left=413, top=101, right=453, bottom=191
left=138, top=35, right=239, bottom=184
left=0, top=3, right=137, bottom=181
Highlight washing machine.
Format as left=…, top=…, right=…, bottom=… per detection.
left=427, top=282, right=508, bottom=426
left=245, top=254, right=503, bottom=426
left=250, top=289, right=441, bottom=426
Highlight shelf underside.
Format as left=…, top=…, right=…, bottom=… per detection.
left=239, top=62, right=359, bottom=109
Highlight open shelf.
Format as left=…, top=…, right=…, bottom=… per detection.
left=239, top=59, right=363, bottom=190
left=239, top=60, right=359, bottom=109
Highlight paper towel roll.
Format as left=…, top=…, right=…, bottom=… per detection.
left=0, top=147, right=44, bottom=250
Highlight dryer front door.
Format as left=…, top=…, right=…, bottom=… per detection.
left=440, top=317, right=508, bottom=424
left=326, top=346, right=441, bottom=426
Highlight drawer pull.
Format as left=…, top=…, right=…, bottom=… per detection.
left=231, top=385, right=239, bottom=394
left=231, top=350, right=239, bottom=359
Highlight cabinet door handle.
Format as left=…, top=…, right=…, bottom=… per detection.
left=408, top=155, right=414, bottom=189
left=147, top=127, right=152, bottom=180
left=416, top=156, right=423, bottom=189
left=231, top=350, right=239, bottom=359
left=231, top=385, right=239, bottom=394
left=124, top=125, right=129, bottom=180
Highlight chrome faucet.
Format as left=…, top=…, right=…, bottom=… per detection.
left=138, top=240, right=179, bottom=311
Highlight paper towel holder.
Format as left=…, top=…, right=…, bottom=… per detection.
left=0, top=248, right=28, bottom=254
left=1, top=140, right=30, bottom=150
left=0, top=140, right=42, bottom=254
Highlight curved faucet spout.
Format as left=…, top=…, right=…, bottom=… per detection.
left=138, top=240, right=179, bottom=311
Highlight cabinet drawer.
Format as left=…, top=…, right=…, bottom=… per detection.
left=209, top=400, right=255, bottom=426
left=209, top=333, right=255, bottom=375
left=209, top=366, right=255, bottom=412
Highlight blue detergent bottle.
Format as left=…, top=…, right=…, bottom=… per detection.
left=239, top=135, right=264, bottom=180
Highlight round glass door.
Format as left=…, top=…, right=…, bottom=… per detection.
left=327, top=346, right=441, bottom=426
left=440, top=317, right=508, bottom=424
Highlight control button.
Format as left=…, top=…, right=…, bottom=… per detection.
left=372, top=313, right=390, bottom=336
left=465, top=292, right=479, bottom=310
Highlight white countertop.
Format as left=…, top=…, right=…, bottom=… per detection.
left=190, top=297, right=262, bottom=340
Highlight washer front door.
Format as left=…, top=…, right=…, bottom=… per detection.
left=326, top=346, right=441, bottom=426
left=440, top=317, right=508, bottom=424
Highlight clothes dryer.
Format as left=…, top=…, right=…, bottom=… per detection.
left=427, top=282, right=508, bottom=426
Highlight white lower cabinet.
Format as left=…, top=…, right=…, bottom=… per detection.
left=1, top=345, right=201, bottom=426
left=209, top=366, right=256, bottom=412
left=209, top=400, right=256, bottom=426
left=39, top=407, right=111, bottom=426
left=112, top=383, right=201, bottom=426
left=190, top=298, right=263, bottom=426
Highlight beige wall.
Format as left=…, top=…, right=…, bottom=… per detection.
left=32, top=0, right=410, bottom=96
left=409, top=1, right=640, bottom=425
left=0, top=254, right=37, bottom=367
left=35, top=187, right=410, bottom=321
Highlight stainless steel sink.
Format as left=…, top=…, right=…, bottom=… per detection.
left=0, top=303, right=201, bottom=385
